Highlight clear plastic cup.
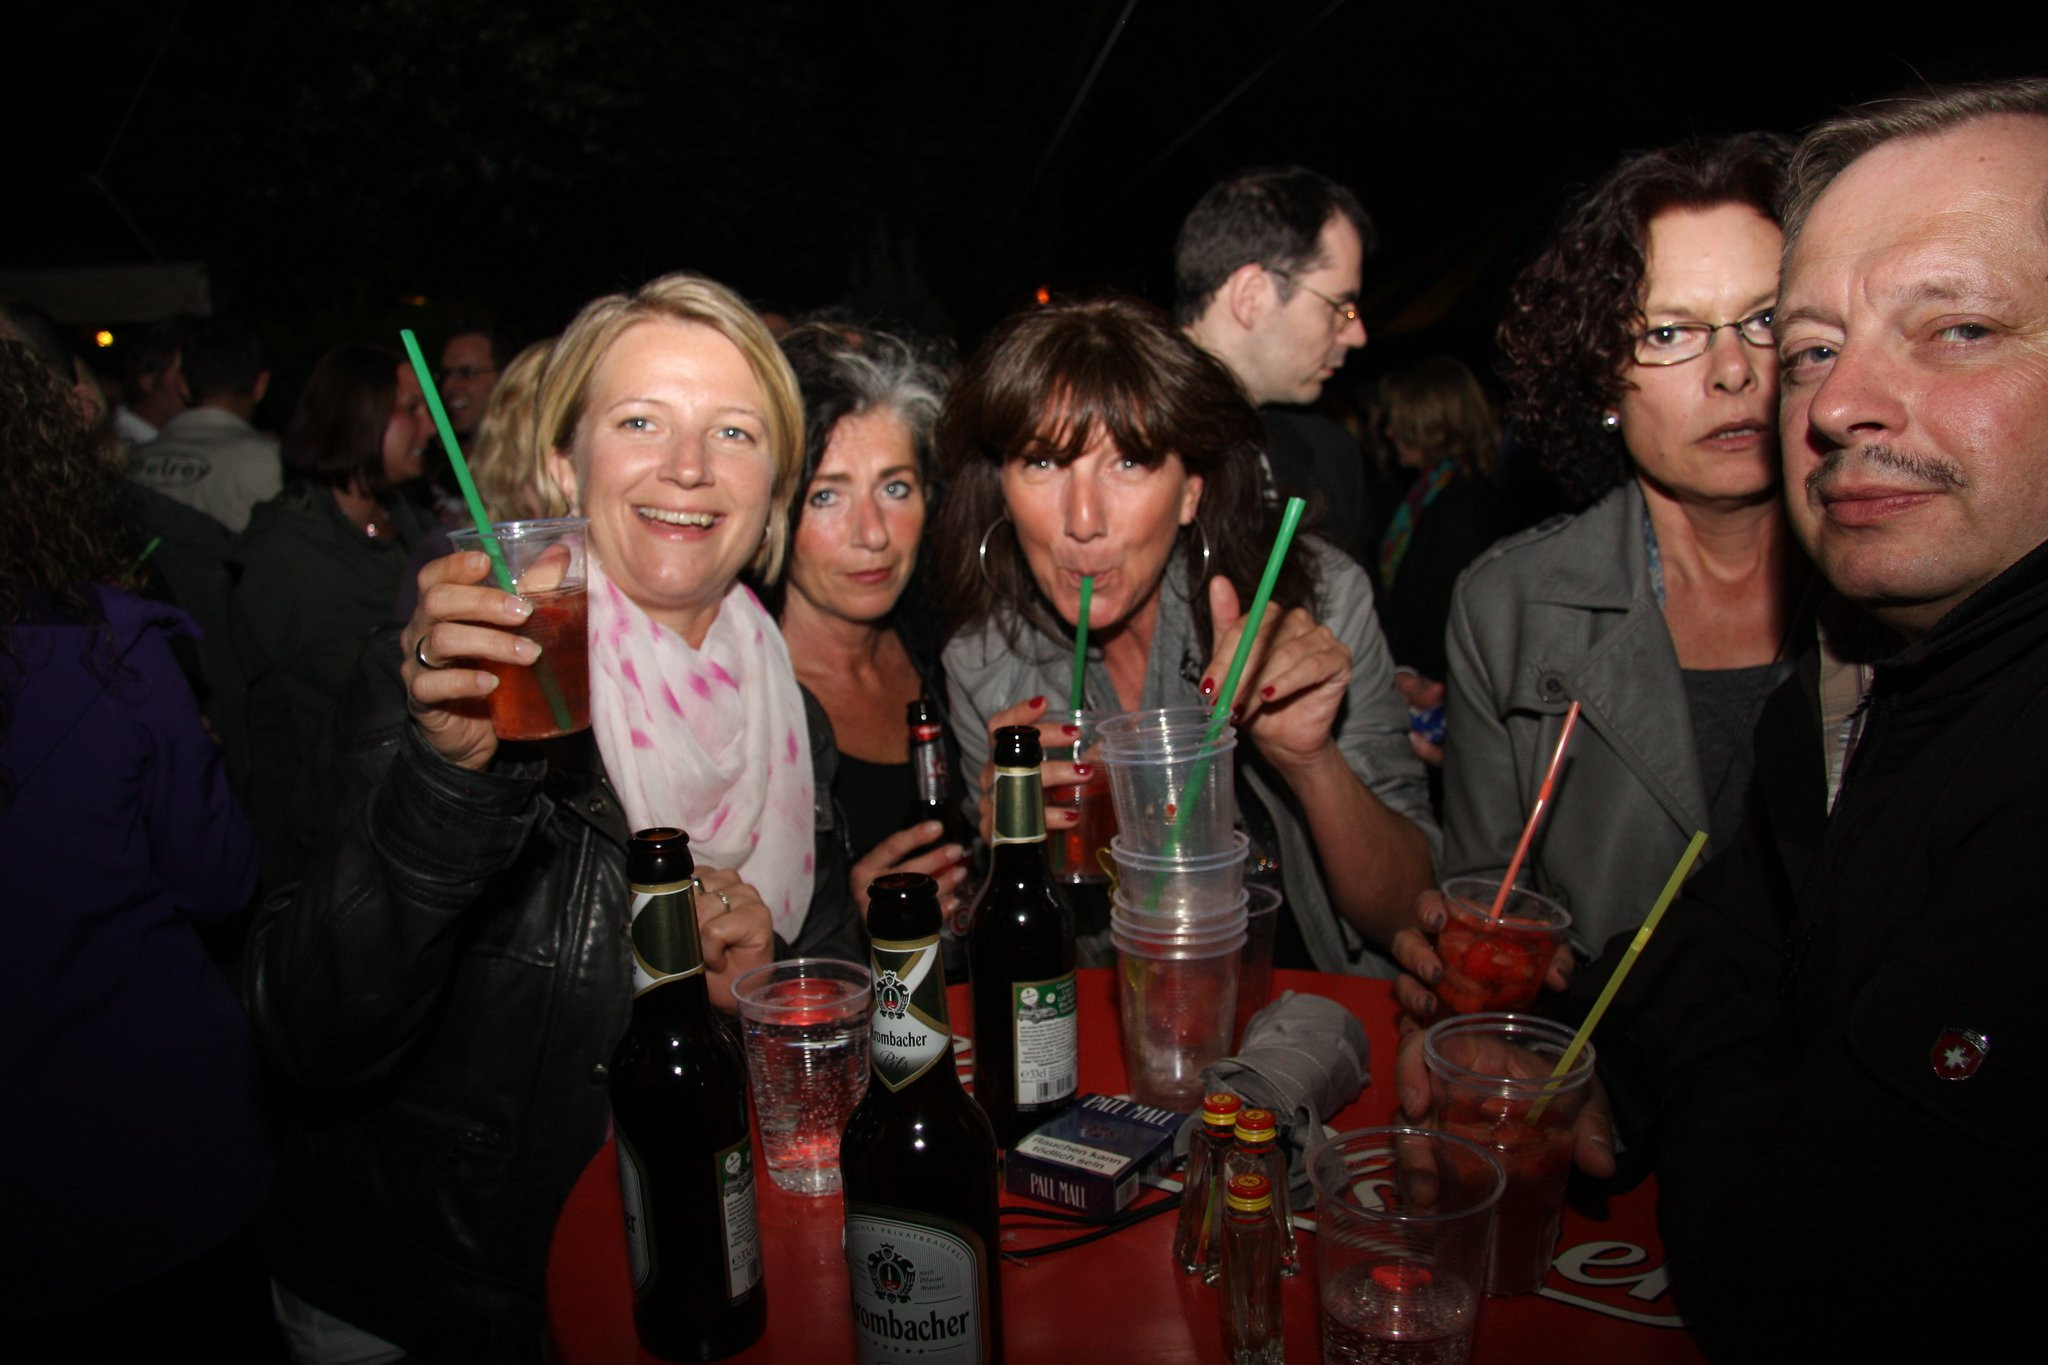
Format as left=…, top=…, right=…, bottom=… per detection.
left=1098, top=708, right=1238, bottom=857
left=1114, top=936, right=1243, bottom=1110
left=1110, top=886, right=1249, bottom=938
left=731, top=958, right=872, bottom=1195
left=1308, top=1127, right=1505, bottom=1364
left=1106, top=832, right=1249, bottom=915
left=1422, top=1013, right=1596, bottom=1295
left=1045, top=708, right=1119, bottom=884
left=1433, top=877, right=1572, bottom=1016
left=1234, top=882, right=1282, bottom=1047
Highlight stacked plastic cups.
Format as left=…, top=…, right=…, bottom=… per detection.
left=1098, top=706, right=1247, bottom=1110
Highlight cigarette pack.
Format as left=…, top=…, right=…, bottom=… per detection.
left=1005, top=1093, right=1183, bottom=1216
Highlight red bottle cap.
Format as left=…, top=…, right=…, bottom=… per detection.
left=1233, top=1108, right=1278, bottom=1143
left=1202, top=1092, right=1244, bottom=1128
left=1224, top=1173, right=1272, bottom=1213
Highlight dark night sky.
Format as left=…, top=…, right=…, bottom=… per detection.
left=3, top=1, right=2037, bottom=401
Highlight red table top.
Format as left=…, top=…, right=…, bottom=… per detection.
left=548, top=968, right=1702, bottom=1363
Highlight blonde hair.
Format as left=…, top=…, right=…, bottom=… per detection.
left=536, top=274, right=804, bottom=581
left=468, top=340, right=557, bottom=520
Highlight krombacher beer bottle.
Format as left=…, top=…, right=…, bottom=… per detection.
left=841, top=873, right=1003, bottom=1364
left=607, top=828, right=765, bottom=1361
left=968, top=726, right=1079, bottom=1147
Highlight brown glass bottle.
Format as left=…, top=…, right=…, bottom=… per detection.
left=968, top=726, right=1079, bottom=1148
left=904, top=698, right=977, bottom=857
left=607, top=828, right=765, bottom=1361
left=841, top=873, right=1004, bottom=1364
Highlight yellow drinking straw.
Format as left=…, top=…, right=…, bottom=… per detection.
left=1529, top=830, right=1708, bottom=1118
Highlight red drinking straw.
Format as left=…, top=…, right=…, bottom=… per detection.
left=1488, top=700, right=1582, bottom=922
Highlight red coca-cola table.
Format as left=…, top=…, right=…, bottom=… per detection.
left=547, top=968, right=1704, bottom=1363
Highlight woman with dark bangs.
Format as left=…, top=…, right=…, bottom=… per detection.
left=1400, top=134, right=1812, bottom=1010
left=933, top=296, right=1435, bottom=974
left=0, top=336, right=271, bottom=1349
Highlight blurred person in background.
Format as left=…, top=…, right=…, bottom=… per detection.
left=0, top=336, right=276, bottom=1357
left=131, top=318, right=281, bottom=533
left=112, top=315, right=193, bottom=447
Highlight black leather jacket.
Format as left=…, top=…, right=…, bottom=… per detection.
left=247, top=625, right=861, bottom=1364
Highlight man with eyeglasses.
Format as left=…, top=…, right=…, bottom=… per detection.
left=438, top=320, right=510, bottom=440
left=1177, top=164, right=1378, bottom=568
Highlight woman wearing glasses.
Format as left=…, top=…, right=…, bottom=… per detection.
left=1402, top=134, right=1805, bottom=1006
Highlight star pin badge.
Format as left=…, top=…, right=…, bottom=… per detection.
left=1930, top=1028, right=1990, bottom=1081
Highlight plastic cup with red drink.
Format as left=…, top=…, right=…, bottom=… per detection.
left=1422, top=1013, right=1595, bottom=1296
left=449, top=517, right=590, bottom=741
left=1431, top=877, right=1571, bottom=1016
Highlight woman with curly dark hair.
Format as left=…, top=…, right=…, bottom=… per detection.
left=0, top=337, right=271, bottom=1348
left=933, top=296, right=1435, bottom=973
left=1401, top=133, right=1806, bottom=1003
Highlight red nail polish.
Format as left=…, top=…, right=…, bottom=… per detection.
left=1261, top=684, right=1277, bottom=700
left=1199, top=677, right=1215, bottom=697
left=1026, top=695, right=1045, bottom=709
left=1230, top=704, right=1244, bottom=723
left=1062, top=724, right=1081, bottom=737
left=1073, top=763, right=1091, bottom=778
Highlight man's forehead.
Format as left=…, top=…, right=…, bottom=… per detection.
left=1786, top=117, right=2048, bottom=306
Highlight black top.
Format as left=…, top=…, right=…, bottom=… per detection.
left=834, top=753, right=913, bottom=864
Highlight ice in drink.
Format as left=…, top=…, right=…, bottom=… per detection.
left=483, top=586, right=591, bottom=741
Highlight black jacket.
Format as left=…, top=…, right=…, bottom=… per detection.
left=1589, top=543, right=2048, bottom=1358
left=247, top=625, right=860, bottom=1364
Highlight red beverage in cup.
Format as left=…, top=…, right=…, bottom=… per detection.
left=1422, top=1013, right=1594, bottom=1296
left=486, top=586, right=591, bottom=741
left=1433, top=877, right=1571, bottom=1016
left=1049, top=767, right=1117, bottom=879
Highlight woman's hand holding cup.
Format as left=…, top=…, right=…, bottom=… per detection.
left=402, top=549, right=538, bottom=772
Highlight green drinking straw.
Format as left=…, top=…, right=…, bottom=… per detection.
left=1152, top=496, right=1307, bottom=876
left=1070, top=576, right=1094, bottom=710
left=128, top=536, right=162, bottom=575
left=399, top=329, right=572, bottom=732
left=1528, top=830, right=1707, bottom=1120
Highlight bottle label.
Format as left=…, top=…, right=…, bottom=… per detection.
left=912, top=726, right=948, bottom=804
left=869, top=934, right=951, bottom=1093
left=1011, top=972, right=1079, bottom=1106
left=713, top=1135, right=762, bottom=1299
left=844, top=1205, right=992, bottom=1364
left=990, top=763, right=1046, bottom=846
left=617, top=1132, right=654, bottom=1293
left=628, top=879, right=706, bottom=997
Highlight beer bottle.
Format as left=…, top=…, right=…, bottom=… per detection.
left=607, top=828, right=765, bottom=1361
left=905, top=697, right=976, bottom=857
left=841, top=873, right=1003, bottom=1364
left=968, top=725, right=1079, bottom=1147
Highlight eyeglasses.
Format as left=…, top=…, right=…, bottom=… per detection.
left=1262, top=265, right=1361, bottom=329
left=1632, top=309, right=1775, bottom=366
left=440, top=365, right=499, bottom=382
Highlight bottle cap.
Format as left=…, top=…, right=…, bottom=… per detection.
left=994, top=725, right=1043, bottom=766
left=1233, top=1108, right=1278, bottom=1143
left=1201, top=1092, right=1244, bottom=1128
left=1225, top=1172, right=1272, bottom=1213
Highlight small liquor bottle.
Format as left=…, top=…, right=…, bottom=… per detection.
left=968, top=726, right=1079, bottom=1147
left=904, top=698, right=976, bottom=858
left=1218, top=1173, right=1284, bottom=1365
left=1218, top=1108, right=1297, bottom=1279
left=607, top=828, right=765, bottom=1361
left=1172, top=1091, right=1245, bottom=1275
left=841, top=872, right=1004, bottom=1364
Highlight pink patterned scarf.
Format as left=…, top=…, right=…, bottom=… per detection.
left=587, top=557, right=815, bottom=941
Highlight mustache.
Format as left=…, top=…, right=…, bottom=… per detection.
left=1806, top=444, right=1966, bottom=500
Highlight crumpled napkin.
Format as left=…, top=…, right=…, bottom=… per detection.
left=1174, top=990, right=1370, bottom=1203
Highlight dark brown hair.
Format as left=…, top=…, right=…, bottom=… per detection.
left=1497, top=133, right=1789, bottom=508
left=282, top=343, right=402, bottom=493
left=1378, top=355, right=1498, bottom=479
left=932, top=295, right=1314, bottom=648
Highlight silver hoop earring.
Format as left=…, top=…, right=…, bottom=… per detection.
left=977, top=517, right=1011, bottom=593
left=1187, top=520, right=1213, bottom=584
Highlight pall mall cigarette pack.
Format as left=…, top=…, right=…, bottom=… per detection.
left=1005, top=1093, right=1183, bottom=1215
